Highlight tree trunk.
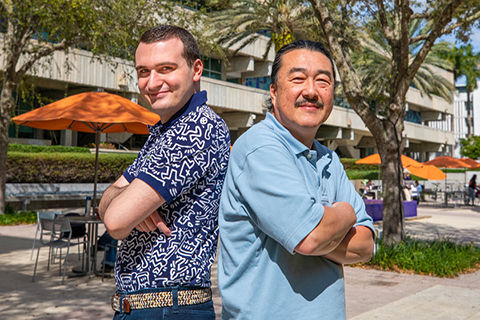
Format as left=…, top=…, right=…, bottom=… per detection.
left=466, top=89, right=473, bottom=138
left=375, top=117, right=406, bottom=245
left=0, top=81, right=16, bottom=215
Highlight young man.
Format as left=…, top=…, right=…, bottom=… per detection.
left=218, top=40, right=374, bottom=319
left=99, top=25, right=230, bottom=319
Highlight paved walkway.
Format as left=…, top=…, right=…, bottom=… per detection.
left=0, top=206, right=479, bottom=319
left=347, top=206, right=480, bottom=319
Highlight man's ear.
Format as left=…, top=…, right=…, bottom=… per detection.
left=270, top=83, right=277, bottom=109
left=192, top=59, right=203, bottom=82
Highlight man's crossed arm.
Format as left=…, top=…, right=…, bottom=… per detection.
left=99, top=176, right=171, bottom=239
left=295, top=202, right=374, bottom=264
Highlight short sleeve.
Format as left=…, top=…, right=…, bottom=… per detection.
left=137, top=118, right=229, bottom=204
left=123, top=143, right=149, bottom=183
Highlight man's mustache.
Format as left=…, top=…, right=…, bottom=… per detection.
left=295, top=99, right=323, bottom=108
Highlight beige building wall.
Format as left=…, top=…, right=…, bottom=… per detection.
left=5, top=35, right=455, bottom=160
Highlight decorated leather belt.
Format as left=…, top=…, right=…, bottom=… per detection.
left=111, top=287, right=212, bottom=313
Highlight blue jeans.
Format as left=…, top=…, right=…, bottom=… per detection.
left=112, top=287, right=215, bottom=320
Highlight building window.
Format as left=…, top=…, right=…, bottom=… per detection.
left=9, top=92, right=36, bottom=139
left=245, top=76, right=271, bottom=90
left=202, top=56, right=222, bottom=80
left=227, top=78, right=240, bottom=84
left=405, top=109, right=421, bottom=124
left=334, top=97, right=352, bottom=109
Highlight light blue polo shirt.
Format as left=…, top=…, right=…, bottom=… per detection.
left=218, top=112, right=374, bottom=320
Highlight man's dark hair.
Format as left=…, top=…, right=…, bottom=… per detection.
left=140, top=25, right=200, bottom=67
left=265, top=40, right=336, bottom=111
left=271, top=40, right=336, bottom=85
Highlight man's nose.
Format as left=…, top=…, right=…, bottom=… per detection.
left=147, top=71, right=164, bottom=91
left=302, top=79, right=318, bottom=99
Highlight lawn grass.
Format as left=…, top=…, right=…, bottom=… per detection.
left=356, top=237, right=480, bottom=278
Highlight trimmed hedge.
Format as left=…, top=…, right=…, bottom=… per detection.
left=8, top=143, right=91, bottom=153
left=7, top=152, right=137, bottom=183
left=6, top=152, right=378, bottom=184
left=340, top=158, right=378, bottom=171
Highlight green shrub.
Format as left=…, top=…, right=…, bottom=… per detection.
left=346, top=170, right=380, bottom=180
left=358, top=237, right=480, bottom=277
left=8, top=143, right=91, bottom=153
left=0, top=207, right=37, bottom=225
left=341, top=158, right=378, bottom=171
left=7, top=152, right=137, bottom=183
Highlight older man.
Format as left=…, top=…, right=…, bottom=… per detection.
left=99, top=25, right=230, bottom=319
left=218, top=40, right=374, bottom=319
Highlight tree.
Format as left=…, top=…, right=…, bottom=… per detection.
left=308, top=0, right=480, bottom=244
left=206, top=0, right=318, bottom=58
left=351, top=20, right=454, bottom=108
left=460, top=135, right=480, bottom=159
left=440, top=44, right=480, bottom=137
left=0, top=0, right=166, bottom=214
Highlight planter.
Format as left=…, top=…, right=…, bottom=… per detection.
left=363, top=199, right=417, bottom=221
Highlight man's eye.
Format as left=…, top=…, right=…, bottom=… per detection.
left=138, top=69, right=150, bottom=76
left=316, top=78, right=331, bottom=86
left=160, top=66, right=173, bottom=73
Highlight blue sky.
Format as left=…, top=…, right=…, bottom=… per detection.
left=440, top=27, right=480, bottom=52
left=439, top=27, right=480, bottom=86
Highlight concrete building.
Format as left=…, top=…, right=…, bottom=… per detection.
left=7, top=34, right=455, bottom=160
left=452, top=85, right=470, bottom=158
left=451, top=79, right=480, bottom=159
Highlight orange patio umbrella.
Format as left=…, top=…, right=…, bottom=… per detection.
left=12, top=91, right=160, bottom=213
left=461, top=157, right=480, bottom=169
left=356, top=153, right=422, bottom=167
left=356, top=153, right=445, bottom=180
left=403, top=163, right=446, bottom=180
left=425, top=156, right=479, bottom=190
left=425, top=156, right=473, bottom=169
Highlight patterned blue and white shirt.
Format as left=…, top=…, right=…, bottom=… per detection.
left=116, top=91, right=230, bottom=292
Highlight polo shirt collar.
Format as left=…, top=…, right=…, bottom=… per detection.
left=265, top=112, right=309, bottom=155
left=148, top=90, right=208, bottom=135
left=265, top=112, right=333, bottom=166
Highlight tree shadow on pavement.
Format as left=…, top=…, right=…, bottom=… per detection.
left=0, top=234, right=116, bottom=320
left=405, top=223, right=480, bottom=245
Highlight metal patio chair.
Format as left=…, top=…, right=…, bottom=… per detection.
left=32, top=216, right=85, bottom=284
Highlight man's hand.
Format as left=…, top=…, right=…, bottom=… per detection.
left=135, top=210, right=172, bottom=236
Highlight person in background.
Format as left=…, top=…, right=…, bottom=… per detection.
left=469, top=174, right=477, bottom=206
left=411, top=182, right=419, bottom=204
left=414, top=180, right=423, bottom=203
left=97, top=231, right=117, bottom=273
left=364, top=179, right=376, bottom=199
left=218, top=40, right=375, bottom=320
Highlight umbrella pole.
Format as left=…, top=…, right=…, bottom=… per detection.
left=91, top=132, right=100, bottom=217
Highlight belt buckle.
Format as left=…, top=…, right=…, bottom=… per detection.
left=122, top=298, right=131, bottom=314
left=112, top=293, right=131, bottom=314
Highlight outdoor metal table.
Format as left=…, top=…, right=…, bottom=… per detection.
left=67, top=215, right=103, bottom=277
